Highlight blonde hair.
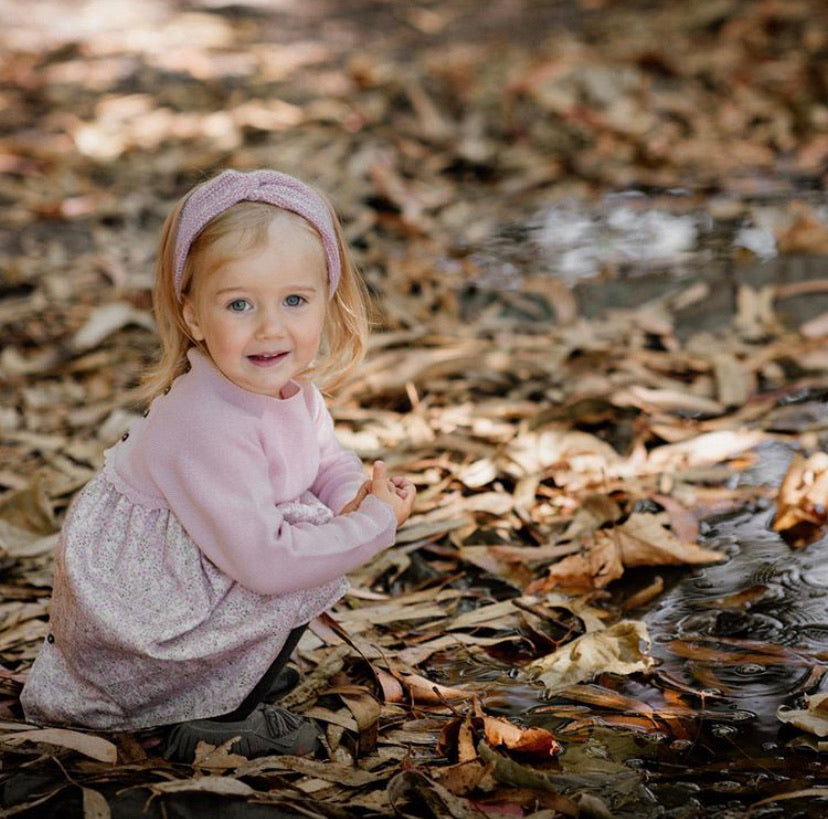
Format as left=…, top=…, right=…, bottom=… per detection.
left=141, top=179, right=369, bottom=401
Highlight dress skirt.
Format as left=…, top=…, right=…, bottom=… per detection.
left=21, top=470, right=347, bottom=731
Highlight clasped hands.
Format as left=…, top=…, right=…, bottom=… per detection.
left=340, top=461, right=415, bottom=526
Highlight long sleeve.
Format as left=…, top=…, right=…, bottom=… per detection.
left=307, top=386, right=368, bottom=514
left=148, top=415, right=396, bottom=595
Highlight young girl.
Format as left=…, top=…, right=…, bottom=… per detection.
left=21, top=169, right=416, bottom=762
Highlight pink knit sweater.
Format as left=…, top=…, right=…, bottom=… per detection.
left=107, top=349, right=397, bottom=594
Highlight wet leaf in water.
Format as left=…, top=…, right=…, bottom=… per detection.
left=528, top=621, right=654, bottom=696
left=777, top=691, right=828, bottom=738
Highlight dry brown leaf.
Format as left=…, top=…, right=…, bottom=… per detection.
left=711, top=351, right=753, bottom=408
left=615, top=385, right=724, bottom=416
left=375, top=668, right=406, bottom=703
left=148, top=776, right=256, bottom=797
left=560, top=494, right=622, bottom=541
left=82, top=787, right=111, bottom=819
left=488, top=542, right=580, bottom=565
left=480, top=714, right=561, bottom=757
left=338, top=688, right=380, bottom=756
left=650, top=494, right=699, bottom=544
left=395, top=633, right=516, bottom=667
left=528, top=620, right=654, bottom=696
left=456, top=458, right=497, bottom=489
left=799, top=311, right=828, bottom=339
left=71, top=302, right=155, bottom=353
left=434, top=759, right=492, bottom=796
left=440, top=700, right=562, bottom=765
left=773, top=452, right=828, bottom=536
left=615, top=513, right=724, bottom=567
left=646, top=429, right=765, bottom=471
left=391, top=669, right=474, bottom=704
left=536, top=532, right=624, bottom=592
left=2, top=727, right=117, bottom=763
left=0, top=479, right=57, bottom=539
left=504, top=428, right=620, bottom=477
left=457, top=714, right=476, bottom=763
left=777, top=204, right=828, bottom=255
left=621, top=576, right=665, bottom=612
left=734, top=284, right=779, bottom=341
left=191, top=738, right=248, bottom=770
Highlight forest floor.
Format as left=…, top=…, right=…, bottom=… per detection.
left=1, top=0, right=828, bottom=816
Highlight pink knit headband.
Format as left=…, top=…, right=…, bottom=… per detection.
left=173, top=169, right=341, bottom=300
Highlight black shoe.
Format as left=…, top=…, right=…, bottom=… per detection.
left=164, top=703, right=320, bottom=763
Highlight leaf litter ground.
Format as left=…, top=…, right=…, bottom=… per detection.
left=1, top=0, right=828, bottom=816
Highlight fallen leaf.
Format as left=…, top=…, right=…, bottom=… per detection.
left=71, top=302, right=155, bottom=353
left=615, top=513, right=724, bottom=567
left=646, top=429, right=766, bottom=471
left=528, top=621, right=654, bottom=696
left=777, top=692, right=828, bottom=738
left=615, top=385, right=724, bottom=416
left=2, top=727, right=117, bottom=763
left=192, top=738, right=248, bottom=770
left=777, top=204, right=828, bottom=255
left=773, top=452, right=828, bottom=538
left=82, top=787, right=111, bottom=819
left=480, top=714, right=562, bottom=757
left=535, top=531, right=624, bottom=592
left=391, top=669, right=473, bottom=704
left=148, top=776, right=255, bottom=797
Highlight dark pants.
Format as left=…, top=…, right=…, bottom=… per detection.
left=215, top=623, right=306, bottom=722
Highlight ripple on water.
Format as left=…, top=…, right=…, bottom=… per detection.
left=789, top=622, right=828, bottom=651
left=801, top=561, right=828, bottom=590
left=676, top=610, right=786, bottom=642
left=645, top=498, right=828, bottom=718
left=688, top=660, right=815, bottom=699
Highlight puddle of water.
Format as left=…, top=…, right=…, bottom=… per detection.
left=468, top=191, right=828, bottom=338
left=531, top=194, right=704, bottom=285
left=425, top=435, right=828, bottom=815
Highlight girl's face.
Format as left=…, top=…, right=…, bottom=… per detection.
left=182, top=215, right=328, bottom=398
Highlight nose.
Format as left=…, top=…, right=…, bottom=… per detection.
left=255, top=306, right=285, bottom=339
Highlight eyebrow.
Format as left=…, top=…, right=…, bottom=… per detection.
left=214, top=285, right=320, bottom=296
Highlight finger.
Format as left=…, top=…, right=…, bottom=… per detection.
left=371, top=460, right=388, bottom=487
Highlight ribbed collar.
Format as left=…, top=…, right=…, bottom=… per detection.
left=185, top=348, right=302, bottom=414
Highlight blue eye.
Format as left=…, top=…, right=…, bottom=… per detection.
left=228, top=299, right=250, bottom=312
left=284, top=294, right=306, bottom=307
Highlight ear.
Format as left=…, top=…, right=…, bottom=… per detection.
left=181, top=297, right=205, bottom=342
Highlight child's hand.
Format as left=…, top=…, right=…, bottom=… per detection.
left=339, top=479, right=371, bottom=515
left=369, top=461, right=416, bottom=526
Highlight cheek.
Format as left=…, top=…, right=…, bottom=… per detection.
left=301, top=306, right=327, bottom=341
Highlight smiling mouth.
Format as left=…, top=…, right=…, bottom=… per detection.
left=248, top=352, right=288, bottom=366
